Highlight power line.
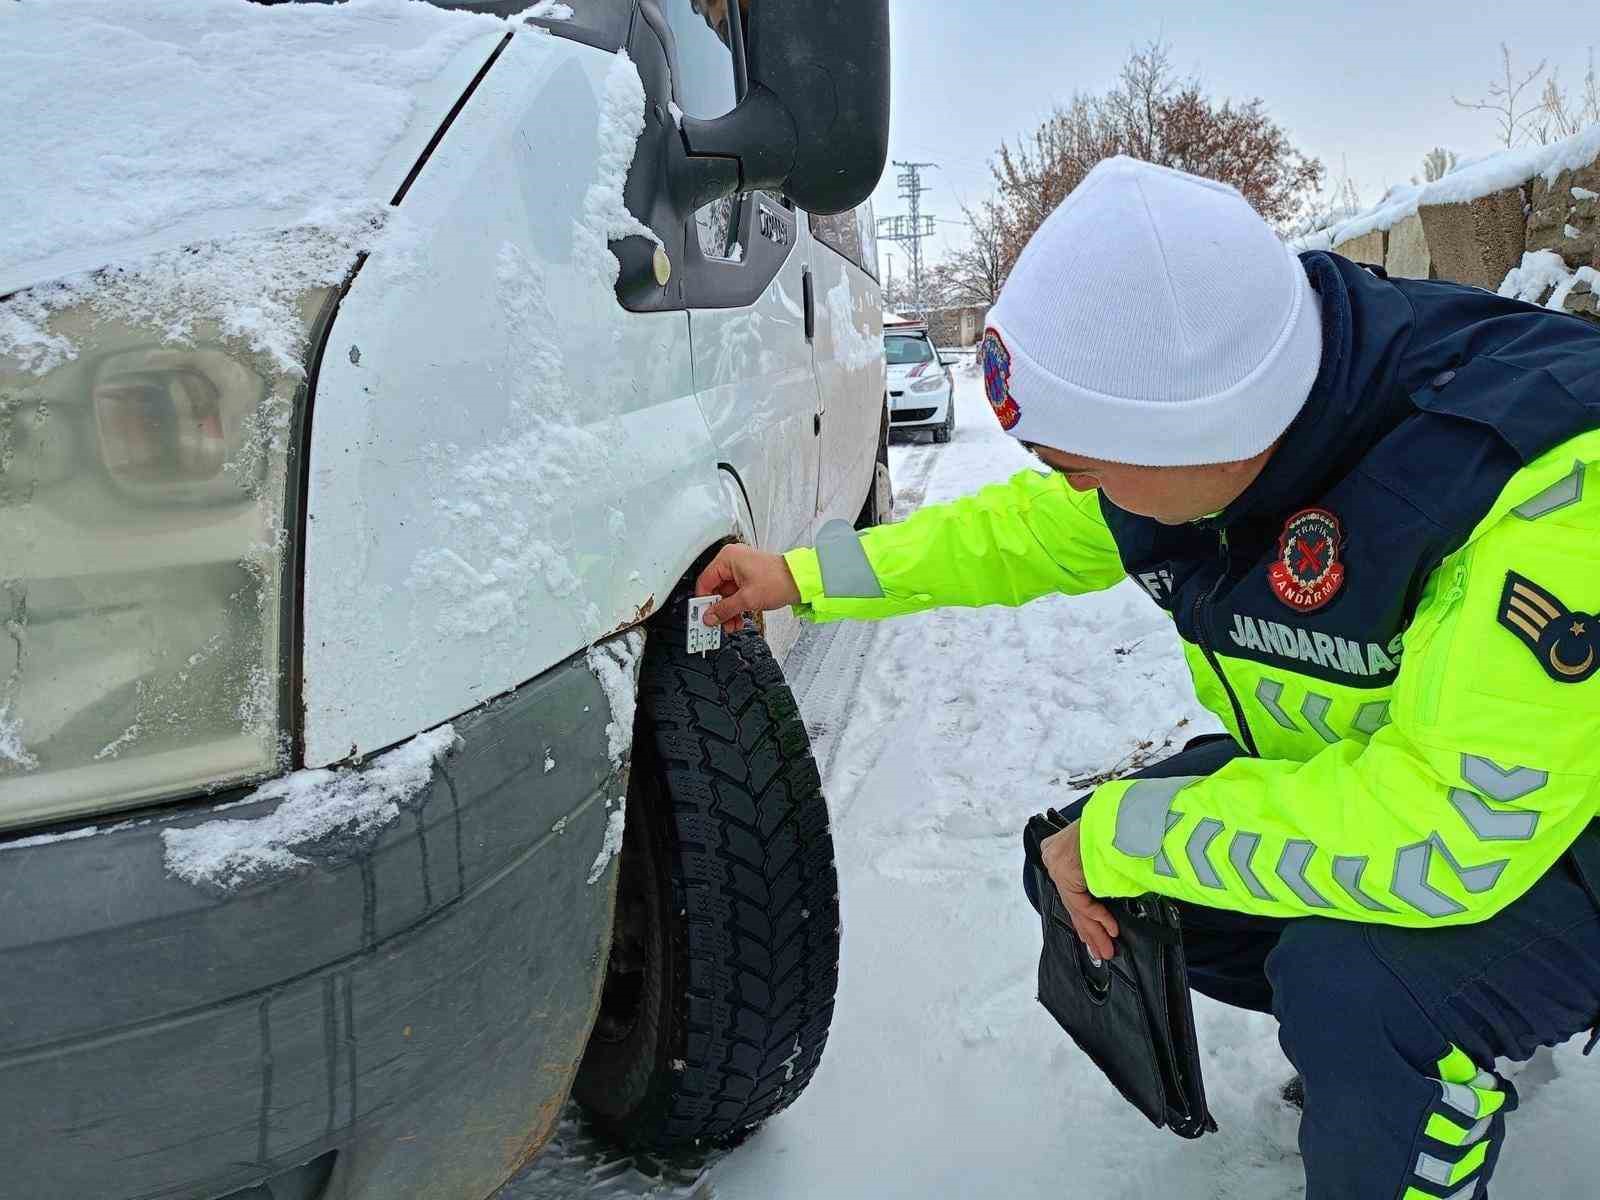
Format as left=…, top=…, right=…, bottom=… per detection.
left=877, top=160, right=938, bottom=317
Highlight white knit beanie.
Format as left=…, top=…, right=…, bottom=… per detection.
left=982, top=156, right=1322, bottom=466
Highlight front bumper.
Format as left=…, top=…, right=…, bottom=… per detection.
left=888, top=385, right=951, bottom=427
left=0, top=649, right=624, bottom=1200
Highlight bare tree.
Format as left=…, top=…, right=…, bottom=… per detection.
left=1537, top=49, right=1600, bottom=141
left=1416, top=146, right=1458, bottom=184
left=935, top=201, right=1007, bottom=307
left=987, top=39, right=1323, bottom=276
left=1453, top=44, right=1548, bottom=147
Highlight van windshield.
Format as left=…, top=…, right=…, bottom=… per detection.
left=884, top=336, right=934, bottom=366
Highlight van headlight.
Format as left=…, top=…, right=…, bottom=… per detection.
left=0, top=290, right=329, bottom=831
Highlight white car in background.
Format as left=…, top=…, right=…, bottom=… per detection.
left=0, top=1, right=889, bottom=1198
left=884, top=323, right=956, bottom=442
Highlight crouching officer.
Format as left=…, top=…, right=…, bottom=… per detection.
left=695, top=155, right=1600, bottom=1198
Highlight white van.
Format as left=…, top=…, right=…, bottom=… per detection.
left=0, top=2, right=889, bottom=1197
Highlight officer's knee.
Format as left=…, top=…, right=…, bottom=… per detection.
left=1267, top=921, right=1388, bottom=1069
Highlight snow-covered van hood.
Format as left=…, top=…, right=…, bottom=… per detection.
left=0, top=0, right=517, bottom=298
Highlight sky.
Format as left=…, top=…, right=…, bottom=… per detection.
left=869, top=0, right=1600, bottom=283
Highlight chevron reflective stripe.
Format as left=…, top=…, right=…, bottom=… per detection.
left=1275, top=840, right=1333, bottom=908
left=1414, top=1142, right=1490, bottom=1189
left=1425, top=1111, right=1493, bottom=1147
left=1391, top=835, right=1508, bottom=918
left=1352, top=700, right=1391, bottom=736
left=1185, top=818, right=1225, bottom=888
left=1448, top=788, right=1539, bottom=841
left=1299, top=692, right=1340, bottom=743
left=1228, top=831, right=1274, bottom=900
left=1112, top=777, right=1200, bottom=857
left=813, top=519, right=884, bottom=598
left=1153, top=812, right=1182, bottom=878
left=1434, top=1047, right=1508, bottom=1122
left=1436, top=1079, right=1506, bottom=1121
left=1402, top=1184, right=1478, bottom=1200
left=1461, top=753, right=1547, bottom=801
left=1513, top=459, right=1585, bottom=520
left=1332, top=854, right=1395, bottom=912
left=1255, top=678, right=1299, bottom=730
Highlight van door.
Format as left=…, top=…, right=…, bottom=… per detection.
left=664, top=0, right=819, bottom=553
left=807, top=201, right=886, bottom=529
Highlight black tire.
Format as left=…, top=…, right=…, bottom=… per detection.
left=855, top=404, right=893, bottom=529
left=932, top=394, right=954, bottom=444
left=573, top=624, right=840, bottom=1150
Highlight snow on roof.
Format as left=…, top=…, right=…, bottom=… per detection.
left=0, top=0, right=512, bottom=290
left=1292, top=123, right=1600, bottom=251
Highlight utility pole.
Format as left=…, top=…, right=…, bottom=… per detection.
left=877, top=160, right=937, bottom=318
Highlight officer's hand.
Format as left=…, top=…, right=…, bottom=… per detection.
left=694, top=544, right=802, bottom=634
left=1041, top=821, right=1120, bottom=961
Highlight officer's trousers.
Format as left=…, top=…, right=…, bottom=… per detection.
left=1022, top=735, right=1600, bottom=1199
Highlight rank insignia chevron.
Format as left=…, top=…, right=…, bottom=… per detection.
left=1497, top=572, right=1599, bottom=684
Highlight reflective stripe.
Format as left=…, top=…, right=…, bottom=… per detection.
left=1392, top=835, right=1508, bottom=918
left=813, top=519, right=885, bottom=599
left=1228, top=831, right=1274, bottom=900
left=1513, top=459, right=1586, bottom=520
left=1402, top=1185, right=1478, bottom=1200
left=1460, top=754, right=1548, bottom=803
left=1332, top=855, right=1394, bottom=911
left=1153, top=812, right=1182, bottom=878
left=1438, top=1081, right=1480, bottom=1119
left=1255, top=678, right=1298, bottom=730
left=1185, top=818, right=1225, bottom=888
left=1426, top=1112, right=1493, bottom=1147
left=1416, top=1141, right=1489, bottom=1188
left=1437, top=1078, right=1507, bottom=1121
left=1112, top=777, right=1199, bottom=858
left=1275, top=840, right=1333, bottom=908
left=1415, top=1151, right=1454, bottom=1186
left=1299, top=692, right=1340, bottom=743
left=1448, top=788, right=1539, bottom=841
left=1353, top=700, right=1391, bottom=736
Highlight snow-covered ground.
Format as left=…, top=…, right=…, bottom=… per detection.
left=509, top=370, right=1600, bottom=1199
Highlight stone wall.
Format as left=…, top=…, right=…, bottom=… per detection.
left=922, top=304, right=988, bottom=348
left=1314, top=136, right=1600, bottom=326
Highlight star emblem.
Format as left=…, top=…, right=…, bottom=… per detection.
left=1573, top=621, right=1588, bottom=636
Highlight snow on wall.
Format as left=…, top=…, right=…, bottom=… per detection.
left=1497, top=251, right=1600, bottom=312
left=162, top=723, right=457, bottom=890
left=1291, top=122, right=1600, bottom=251
left=586, top=631, right=646, bottom=768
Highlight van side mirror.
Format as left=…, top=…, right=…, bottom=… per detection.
left=679, top=0, right=890, bottom=215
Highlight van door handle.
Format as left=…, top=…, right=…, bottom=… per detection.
left=802, top=268, right=815, bottom=342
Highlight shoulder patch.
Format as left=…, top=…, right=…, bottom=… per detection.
left=1498, top=571, right=1598, bottom=683
left=981, top=328, right=1020, bottom=431
left=1268, top=508, right=1345, bottom=612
